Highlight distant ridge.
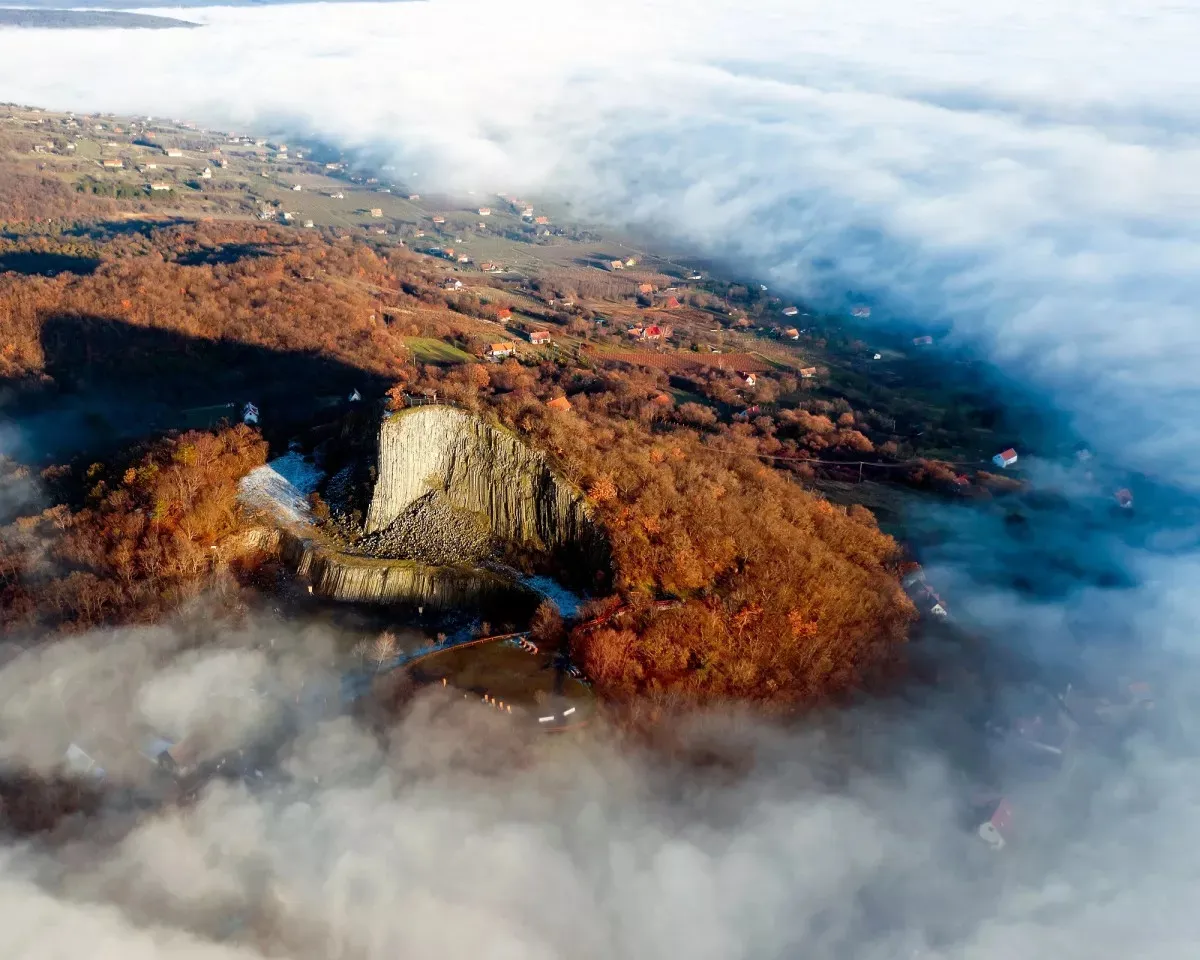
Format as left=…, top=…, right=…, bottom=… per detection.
left=0, top=8, right=201, bottom=28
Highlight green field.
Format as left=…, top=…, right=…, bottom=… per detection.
left=404, top=337, right=473, bottom=364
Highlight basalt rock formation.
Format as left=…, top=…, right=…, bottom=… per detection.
left=361, top=405, right=609, bottom=584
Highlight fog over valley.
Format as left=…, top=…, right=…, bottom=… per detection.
left=1, top=1, right=1199, bottom=957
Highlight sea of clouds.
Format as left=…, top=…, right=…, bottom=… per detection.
left=2, top=1, right=1200, bottom=957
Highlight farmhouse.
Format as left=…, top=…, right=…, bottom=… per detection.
left=488, top=342, right=515, bottom=358
left=529, top=330, right=551, bottom=345
left=165, top=148, right=183, bottom=157
left=497, top=308, right=512, bottom=320
left=148, top=182, right=172, bottom=191
left=643, top=324, right=669, bottom=341
left=782, top=306, right=799, bottom=317
left=477, top=207, right=491, bottom=216
left=442, top=278, right=464, bottom=291
left=912, top=335, right=934, bottom=346
left=992, top=448, right=1019, bottom=469
left=534, top=216, right=550, bottom=225
left=739, top=371, right=757, bottom=387
left=784, top=327, right=800, bottom=340
left=851, top=305, right=872, bottom=318
left=432, top=216, right=446, bottom=224
left=638, top=282, right=654, bottom=295
left=608, top=259, right=625, bottom=271
left=200, top=167, right=212, bottom=179
left=101, top=158, right=123, bottom=168
left=369, top=208, right=383, bottom=218
left=546, top=396, right=572, bottom=412
left=799, top=367, right=817, bottom=379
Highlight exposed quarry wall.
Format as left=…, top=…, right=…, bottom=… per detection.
left=273, top=529, right=525, bottom=610
left=364, top=405, right=609, bottom=580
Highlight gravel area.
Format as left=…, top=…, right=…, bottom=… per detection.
left=354, top=490, right=496, bottom=565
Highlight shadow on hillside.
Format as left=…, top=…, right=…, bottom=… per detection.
left=1, top=314, right=390, bottom=463
left=174, top=243, right=276, bottom=267
left=61, top=217, right=194, bottom=241
left=0, top=251, right=101, bottom=277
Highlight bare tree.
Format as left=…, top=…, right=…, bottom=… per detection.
left=369, top=631, right=398, bottom=672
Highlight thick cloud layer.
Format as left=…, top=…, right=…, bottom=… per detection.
left=0, top=618, right=1196, bottom=960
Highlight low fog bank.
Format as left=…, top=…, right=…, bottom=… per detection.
left=0, top=614, right=1198, bottom=960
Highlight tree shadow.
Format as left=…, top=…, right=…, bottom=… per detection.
left=60, top=217, right=194, bottom=241
left=2, top=314, right=391, bottom=463
left=0, top=251, right=101, bottom=277
left=173, top=243, right=276, bottom=267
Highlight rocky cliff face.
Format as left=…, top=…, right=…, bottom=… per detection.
left=272, top=528, right=525, bottom=610
left=364, top=406, right=608, bottom=581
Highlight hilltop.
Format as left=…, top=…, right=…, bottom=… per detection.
left=0, top=102, right=1034, bottom=708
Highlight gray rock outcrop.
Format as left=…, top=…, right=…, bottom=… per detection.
left=363, top=406, right=608, bottom=578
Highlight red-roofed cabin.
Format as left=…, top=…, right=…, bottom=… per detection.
left=546, top=396, right=571, bottom=412
left=652, top=393, right=672, bottom=406
left=497, top=308, right=512, bottom=320
left=992, top=449, right=1019, bottom=469
left=644, top=324, right=667, bottom=340
left=529, top=330, right=550, bottom=345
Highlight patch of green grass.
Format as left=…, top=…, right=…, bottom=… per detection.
left=403, top=337, right=473, bottom=364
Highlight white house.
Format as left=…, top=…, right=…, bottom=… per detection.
left=992, top=448, right=1019, bottom=469
left=782, top=306, right=799, bottom=317
left=200, top=167, right=212, bottom=179
left=348, top=389, right=362, bottom=402
left=243, top=402, right=260, bottom=425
